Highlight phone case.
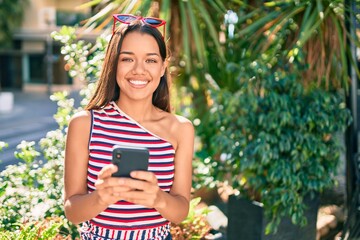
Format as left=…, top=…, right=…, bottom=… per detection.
left=111, top=145, right=149, bottom=178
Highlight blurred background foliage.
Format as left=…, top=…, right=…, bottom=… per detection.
left=80, top=0, right=358, bottom=91
left=0, top=0, right=29, bottom=48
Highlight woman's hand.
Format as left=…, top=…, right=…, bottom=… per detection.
left=113, top=171, right=163, bottom=208
left=95, top=165, right=162, bottom=208
left=94, top=164, right=132, bottom=205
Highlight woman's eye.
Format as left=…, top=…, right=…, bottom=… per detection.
left=146, top=59, right=157, bottom=63
left=121, top=58, right=133, bottom=62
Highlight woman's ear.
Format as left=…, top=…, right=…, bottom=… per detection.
left=161, top=59, right=168, bottom=77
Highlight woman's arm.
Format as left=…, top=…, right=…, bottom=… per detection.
left=154, top=118, right=194, bottom=223
left=64, top=111, right=129, bottom=224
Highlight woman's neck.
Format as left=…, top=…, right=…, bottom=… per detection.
left=116, top=99, right=156, bottom=123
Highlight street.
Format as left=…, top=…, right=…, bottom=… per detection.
left=0, top=91, right=58, bottom=170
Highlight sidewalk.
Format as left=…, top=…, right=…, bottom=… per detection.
left=0, top=90, right=57, bottom=125
left=0, top=90, right=84, bottom=170
left=0, top=90, right=58, bottom=170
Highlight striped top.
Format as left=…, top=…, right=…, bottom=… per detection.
left=82, top=101, right=175, bottom=239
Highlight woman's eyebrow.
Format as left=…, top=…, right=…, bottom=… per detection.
left=119, top=51, right=160, bottom=57
left=147, top=53, right=160, bottom=57
left=119, top=51, right=134, bottom=55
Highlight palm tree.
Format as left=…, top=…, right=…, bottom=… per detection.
left=235, top=0, right=359, bottom=91
left=80, top=0, right=227, bottom=77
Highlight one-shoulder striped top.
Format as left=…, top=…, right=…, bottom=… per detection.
left=81, top=101, right=175, bottom=240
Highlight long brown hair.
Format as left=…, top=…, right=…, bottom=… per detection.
left=85, top=22, right=171, bottom=112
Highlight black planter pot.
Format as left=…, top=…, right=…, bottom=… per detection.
left=227, top=194, right=320, bottom=240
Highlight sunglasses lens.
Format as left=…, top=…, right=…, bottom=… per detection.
left=117, top=15, right=137, bottom=23
left=112, top=14, right=166, bottom=37
left=144, top=18, right=163, bottom=26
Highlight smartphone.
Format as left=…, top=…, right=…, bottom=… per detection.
left=111, top=145, right=149, bottom=178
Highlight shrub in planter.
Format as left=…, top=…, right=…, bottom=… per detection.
left=194, top=62, right=352, bottom=235
left=171, top=197, right=212, bottom=239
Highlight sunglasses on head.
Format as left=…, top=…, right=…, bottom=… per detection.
left=112, top=14, right=166, bottom=38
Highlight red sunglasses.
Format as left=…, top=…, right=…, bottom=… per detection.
left=112, top=14, right=166, bottom=38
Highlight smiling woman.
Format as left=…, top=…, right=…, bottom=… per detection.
left=63, top=16, right=194, bottom=240
left=116, top=32, right=167, bottom=100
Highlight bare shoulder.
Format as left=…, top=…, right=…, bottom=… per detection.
left=168, top=114, right=194, bottom=140
left=69, top=110, right=91, bottom=127
left=67, top=110, right=92, bottom=137
left=66, top=110, right=92, bottom=147
left=173, top=114, right=193, bottom=129
left=146, top=110, right=194, bottom=149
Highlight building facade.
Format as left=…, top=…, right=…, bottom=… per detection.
left=0, top=0, right=95, bottom=92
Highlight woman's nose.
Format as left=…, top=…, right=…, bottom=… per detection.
left=133, top=61, right=146, bottom=74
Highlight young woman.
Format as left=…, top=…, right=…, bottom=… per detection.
left=64, top=14, right=194, bottom=240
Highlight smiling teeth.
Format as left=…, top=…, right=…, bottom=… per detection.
left=130, top=80, right=148, bottom=85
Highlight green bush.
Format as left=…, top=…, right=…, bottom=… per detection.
left=0, top=217, right=68, bottom=240
left=194, top=58, right=352, bottom=233
left=0, top=92, right=80, bottom=238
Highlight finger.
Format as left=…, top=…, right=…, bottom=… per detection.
left=112, top=185, right=132, bottom=193
left=97, top=185, right=132, bottom=203
left=117, top=177, right=147, bottom=191
left=117, top=177, right=158, bottom=194
left=118, top=191, right=157, bottom=207
left=114, top=190, right=145, bottom=200
left=95, top=176, right=127, bottom=189
left=98, top=164, right=118, bottom=179
left=130, top=171, right=157, bottom=184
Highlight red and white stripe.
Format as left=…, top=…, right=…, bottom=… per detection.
left=81, top=102, right=175, bottom=238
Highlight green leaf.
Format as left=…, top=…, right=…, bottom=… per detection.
left=179, top=0, right=191, bottom=74
left=77, top=0, right=102, bottom=9
left=238, top=10, right=280, bottom=36
left=316, top=0, right=324, bottom=20
left=296, top=8, right=323, bottom=47
left=186, top=0, right=207, bottom=68
left=197, top=1, right=225, bottom=62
